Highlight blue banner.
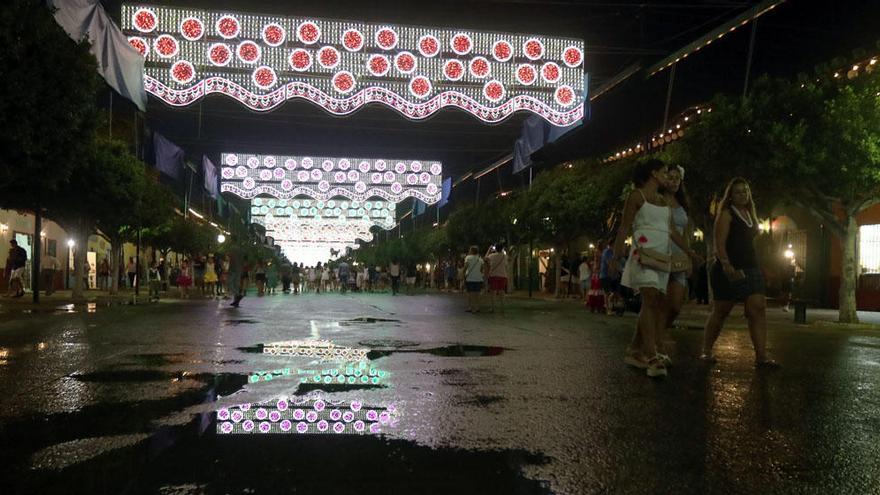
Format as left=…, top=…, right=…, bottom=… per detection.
left=203, top=155, right=218, bottom=198
left=439, top=177, right=452, bottom=208
left=153, top=132, right=184, bottom=179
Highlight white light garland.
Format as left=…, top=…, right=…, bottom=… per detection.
left=121, top=4, right=586, bottom=126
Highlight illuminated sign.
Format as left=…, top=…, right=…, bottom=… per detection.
left=220, top=153, right=442, bottom=203
left=121, top=4, right=586, bottom=125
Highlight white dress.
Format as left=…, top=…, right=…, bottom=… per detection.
left=621, top=193, right=672, bottom=294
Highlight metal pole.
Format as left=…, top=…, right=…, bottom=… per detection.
left=742, top=19, right=759, bottom=100
left=32, top=198, right=41, bottom=303
left=662, top=63, right=676, bottom=131
left=527, top=168, right=533, bottom=298
left=135, top=229, right=141, bottom=297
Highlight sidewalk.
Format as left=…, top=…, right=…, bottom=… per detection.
left=507, top=289, right=880, bottom=330
left=0, top=289, right=158, bottom=310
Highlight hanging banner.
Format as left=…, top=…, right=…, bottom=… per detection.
left=152, top=131, right=184, bottom=179
left=120, top=4, right=586, bottom=125
left=50, top=0, right=147, bottom=111
left=203, top=155, right=218, bottom=197
left=438, top=177, right=452, bottom=208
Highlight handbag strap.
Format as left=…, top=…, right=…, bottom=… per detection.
left=466, top=257, right=481, bottom=279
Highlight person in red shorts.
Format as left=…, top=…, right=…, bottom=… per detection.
left=485, top=243, right=508, bottom=313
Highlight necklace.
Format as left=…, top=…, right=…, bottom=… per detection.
left=732, top=205, right=754, bottom=228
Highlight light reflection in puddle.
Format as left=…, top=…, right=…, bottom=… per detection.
left=227, top=338, right=399, bottom=435
left=217, top=396, right=398, bottom=435
left=248, top=362, right=389, bottom=385
left=263, top=339, right=368, bottom=361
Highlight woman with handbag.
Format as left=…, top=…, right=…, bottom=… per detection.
left=702, top=178, right=779, bottom=368
left=612, top=159, right=701, bottom=378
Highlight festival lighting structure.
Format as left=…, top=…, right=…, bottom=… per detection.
left=217, top=396, right=398, bottom=435
left=121, top=4, right=586, bottom=125
left=263, top=339, right=370, bottom=361
left=251, top=197, right=396, bottom=230
left=220, top=153, right=442, bottom=203
left=260, top=217, right=375, bottom=244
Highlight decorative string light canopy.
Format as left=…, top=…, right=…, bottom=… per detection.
left=250, top=197, right=396, bottom=230
left=220, top=153, right=442, bottom=203
left=121, top=4, right=586, bottom=125
left=258, top=217, right=376, bottom=244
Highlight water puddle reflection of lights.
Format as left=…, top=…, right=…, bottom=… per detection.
left=226, top=338, right=400, bottom=436
left=367, top=345, right=506, bottom=360
left=217, top=396, right=399, bottom=435
left=262, top=339, right=369, bottom=361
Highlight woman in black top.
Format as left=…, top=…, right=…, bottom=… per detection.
left=702, top=178, right=778, bottom=368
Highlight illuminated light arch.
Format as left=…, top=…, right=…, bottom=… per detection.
left=220, top=153, right=442, bottom=204
left=251, top=198, right=396, bottom=230
left=121, top=4, right=587, bottom=126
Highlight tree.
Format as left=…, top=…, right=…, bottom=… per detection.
left=756, top=72, right=880, bottom=323
left=0, top=0, right=102, bottom=301
left=46, top=139, right=149, bottom=297
left=520, top=162, right=629, bottom=295
left=666, top=71, right=880, bottom=323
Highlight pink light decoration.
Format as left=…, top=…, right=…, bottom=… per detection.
left=216, top=395, right=398, bottom=435
left=121, top=4, right=586, bottom=126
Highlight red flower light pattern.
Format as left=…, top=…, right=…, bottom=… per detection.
left=180, top=17, right=203, bottom=41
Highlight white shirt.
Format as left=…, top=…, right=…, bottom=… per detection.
left=464, top=254, right=484, bottom=282
left=485, top=252, right=508, bottom=278
left=579, top=262, right=591, bottom=282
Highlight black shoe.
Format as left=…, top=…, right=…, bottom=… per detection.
left=230, top=295, right=242, bottom=307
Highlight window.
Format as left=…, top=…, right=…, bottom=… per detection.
left=859, top=225, right=880, bottom=274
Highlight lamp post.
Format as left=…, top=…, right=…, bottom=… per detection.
left=66, top=239, right=75, bottom=290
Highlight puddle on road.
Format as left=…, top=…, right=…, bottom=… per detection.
left=7, top=415, right=551, bottom=495
left=339, top=316, right=401, bottom=326
left=1, top=372, right=250, bottom=492
left=236, top=344, right=264, bottom=354
left=368, top=345, right=506, bottom=360
left=358, top=339, right=420, bottom=348
left=295, top=383, right=387, bottom=394
left=124, top=353, right=243, bottom=367
left=223, top=319, right=260, bottom=325
left=69, top=371, right=247, bottom=395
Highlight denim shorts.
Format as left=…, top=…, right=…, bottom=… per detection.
left=710, top=262, right=765, bottom=301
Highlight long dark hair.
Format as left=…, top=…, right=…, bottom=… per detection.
left=717, top=177, right=758, bottom=223
left=633, top=158, right=666, bottom=187
left=663, top=165, right=690, bottom=213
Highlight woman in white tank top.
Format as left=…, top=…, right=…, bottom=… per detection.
left=612, top=159, right=701, bottom=378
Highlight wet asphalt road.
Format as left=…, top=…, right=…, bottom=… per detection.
left=0, top=291, right=879, bottom=495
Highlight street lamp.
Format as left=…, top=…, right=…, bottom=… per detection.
left=67, top=239, right=75, bottom=248
left=217, top=234, right=226, bottom=244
